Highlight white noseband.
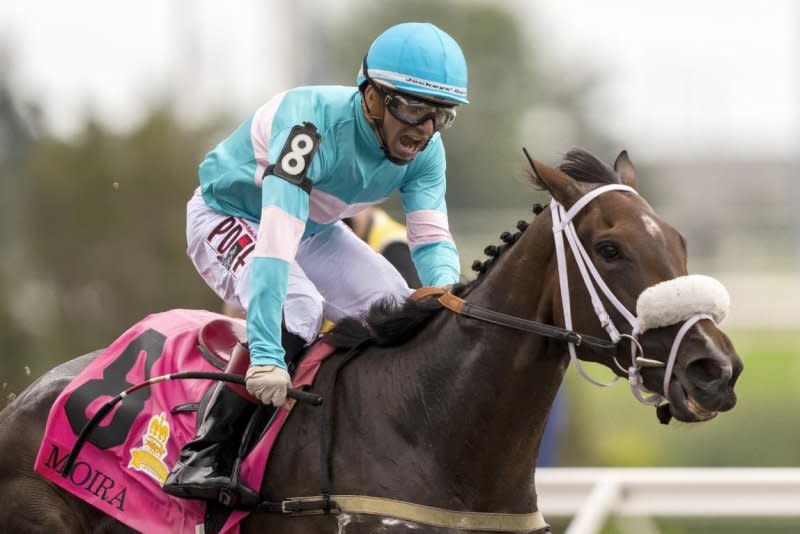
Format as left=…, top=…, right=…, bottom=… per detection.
left=636, top=274, right=729, bottom=334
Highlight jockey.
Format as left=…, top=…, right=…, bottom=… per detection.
left=164, top=22, right=468, bottom=501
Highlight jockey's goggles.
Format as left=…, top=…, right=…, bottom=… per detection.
left=381, top=90, right=457, bottom=131
left=361, top=56, right=457, bottom=132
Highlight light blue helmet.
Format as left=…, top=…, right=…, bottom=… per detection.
left=357, top=22, right=469, bottom=105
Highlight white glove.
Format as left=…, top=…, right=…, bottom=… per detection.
left=245, top=365, right=292, bottom=406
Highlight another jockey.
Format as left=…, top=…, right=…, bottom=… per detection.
left=164, top=22, right=468, bottom=501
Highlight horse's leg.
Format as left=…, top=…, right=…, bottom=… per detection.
left=0, top=354, right=136, bottom=533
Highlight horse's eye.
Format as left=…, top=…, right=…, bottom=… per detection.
left=596, top=242, right=620, bottom=260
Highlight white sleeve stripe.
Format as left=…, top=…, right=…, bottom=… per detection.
left=251, top=92, right=288, bottom=186
left=308, top=188, right=389, bottom=224
left=253, top=205, right=305, bottom=262
left=406, top=210, right=454, bottom=249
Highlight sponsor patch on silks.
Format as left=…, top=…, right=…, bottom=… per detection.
left=217, top=234, right=254, bottom=272
left=206, top=217, right=256, bottom=276
left=33, top=308, right=336, bottom=534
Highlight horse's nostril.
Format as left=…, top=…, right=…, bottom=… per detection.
left=687, top=357, right=725, bottom=384
left=729, top=365, right=742, bottom=388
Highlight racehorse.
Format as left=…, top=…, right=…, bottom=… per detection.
left=0, top=148, right=742, bottom=533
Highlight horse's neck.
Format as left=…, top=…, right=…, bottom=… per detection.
left=407, top=216, right=567, bottom=509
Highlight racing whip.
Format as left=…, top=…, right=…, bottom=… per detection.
left=59, top=371, right=322, bottom=478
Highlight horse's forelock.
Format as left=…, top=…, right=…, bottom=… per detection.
left=558, top=148, right=622, bottom=184
left=558, top=148, right=620, bottom=185
left=525, top=148, right=620, bottom=192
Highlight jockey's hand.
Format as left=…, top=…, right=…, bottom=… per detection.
left=245, top=365, right=292, bottom=406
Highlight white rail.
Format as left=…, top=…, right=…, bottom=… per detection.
left=535, top=468, right=800, bottom=534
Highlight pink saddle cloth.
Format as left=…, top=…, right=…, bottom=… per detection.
left=33, top=309, right=334, bottom=534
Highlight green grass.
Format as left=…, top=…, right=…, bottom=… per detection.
left=559, top=328, right=800, bottom=467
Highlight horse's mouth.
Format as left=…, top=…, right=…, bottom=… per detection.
left=667, top=381, right=718, bottom=422
left=639, top=367, right=721, bottom=423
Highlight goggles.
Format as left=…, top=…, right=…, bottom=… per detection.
left=381, top=90, right=457, bottom=131
left=361, top=56, right=457, bottom=132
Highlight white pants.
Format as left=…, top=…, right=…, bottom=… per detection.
left=186, top=190, right=413, bottom=343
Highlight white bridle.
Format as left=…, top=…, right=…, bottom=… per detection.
left=550, top=184, right=730, bottom=406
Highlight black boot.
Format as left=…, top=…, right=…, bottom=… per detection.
left=162, top=381, right=258, bottom=501
left=163, top=343, right=259, bottom=502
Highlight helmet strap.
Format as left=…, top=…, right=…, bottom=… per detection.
left=362, top=85, right=413, bottom=166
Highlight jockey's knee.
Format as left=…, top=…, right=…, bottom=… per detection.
left=284, top=293, right=324, bottom=344
left=386, top=278, right=414, bottom=302
left=370, top=277, right=413, bottom=308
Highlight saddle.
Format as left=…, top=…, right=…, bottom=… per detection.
left=197, top=318, right=247, bottom=370
left=198, top=317, right=307, bottom=376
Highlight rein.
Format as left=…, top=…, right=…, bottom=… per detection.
left=411, top=287, right=617, bottom=353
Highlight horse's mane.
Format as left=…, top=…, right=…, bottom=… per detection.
left=326, top=293, right=450, bottom=348
left=327, top=147, right=620, bottom=349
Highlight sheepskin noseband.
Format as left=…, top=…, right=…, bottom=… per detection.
left=636, top=274, right=730, bottom=333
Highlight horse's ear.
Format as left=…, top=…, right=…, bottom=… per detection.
left=614, top=150, right=637, bottom=189
left=523, top=148, right=583, bottom=207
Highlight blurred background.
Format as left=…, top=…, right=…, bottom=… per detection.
left=1, top=1, right=798, bottom=531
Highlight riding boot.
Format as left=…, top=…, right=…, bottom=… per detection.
left=163, top=343, right=259, bottom=502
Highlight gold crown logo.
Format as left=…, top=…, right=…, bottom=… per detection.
left=143, top=413, right=170, bottom=454
left=129, top=412, right=171, bottom=485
